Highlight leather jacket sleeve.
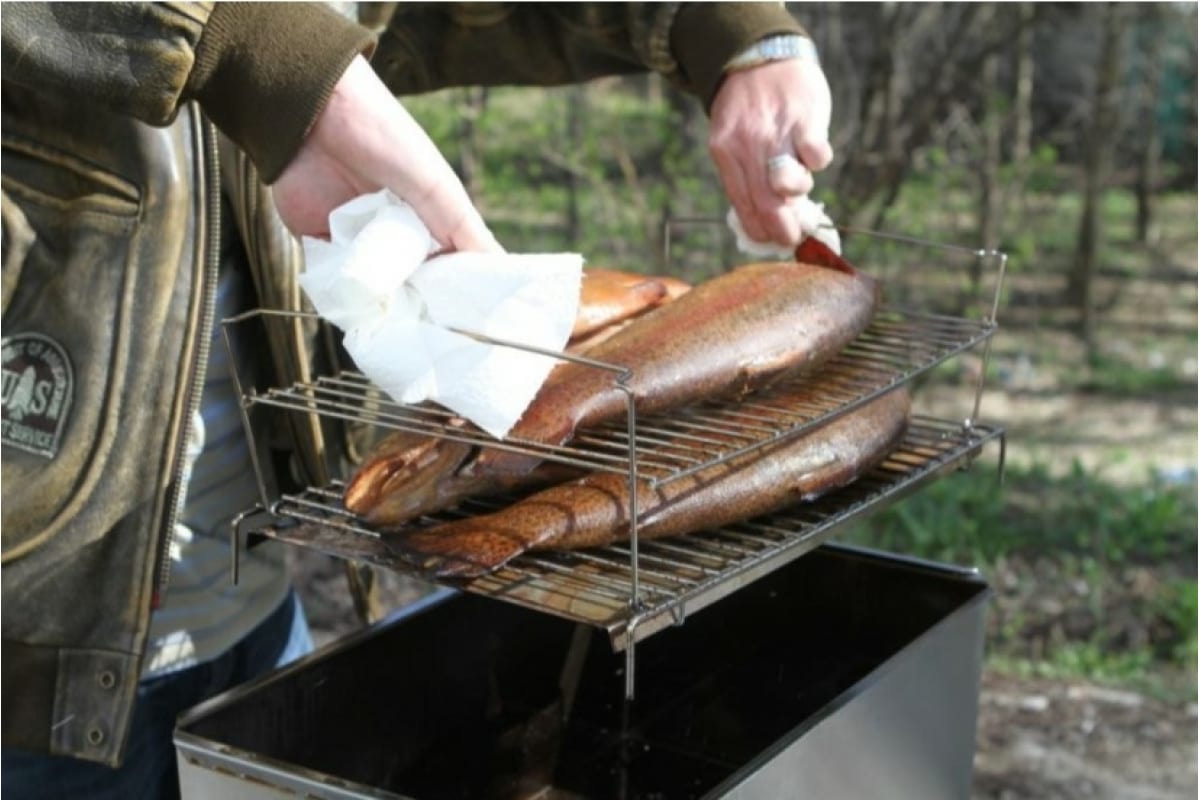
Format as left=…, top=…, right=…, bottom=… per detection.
left=373, top=2, right=807, bottom=109
left=0, top=2, right=375, bottom=182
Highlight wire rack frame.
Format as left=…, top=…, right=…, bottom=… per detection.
left=663, top=219, right=1008, bottom=426
left=240, top=416, right=1005, bottom=653
left=224, top=226, right=1008, bottom=697
left=229, top=307, right=992, bottom=483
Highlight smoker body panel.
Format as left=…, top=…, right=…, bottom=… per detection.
left=176, top=544, right=988, bottom=799
left=713, top=567, right=986, bottom=799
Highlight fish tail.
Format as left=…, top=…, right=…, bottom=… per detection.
left=387, top=522, right=532, bottom=579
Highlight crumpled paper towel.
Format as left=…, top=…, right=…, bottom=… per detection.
left=299, top=190, right=582, bottom=439
left=726, top=195, right=841, bottom=258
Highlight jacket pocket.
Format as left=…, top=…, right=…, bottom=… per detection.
left=1, top=187, right=35, bottom=316
left=0, top=134, right=144, bottom=561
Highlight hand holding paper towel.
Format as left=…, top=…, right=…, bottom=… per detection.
left=299, top=190, right=582, bottom=439
left=726, top=195, right=841, bottom=258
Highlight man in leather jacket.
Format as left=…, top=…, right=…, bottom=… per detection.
left=1, top=2, right=832, bottom=796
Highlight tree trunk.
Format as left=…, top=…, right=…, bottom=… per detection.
left=840, top=2, right=899, bottom=225
left=1069, top=4, right=1126, bottom=353
left=1136, top=6, right=1165, bottom=244
left=1011, top=3, right=1035, bottom=168
left=979, top=47, right=1002, bottom=253
left=457, top=87, right=488, bottom=200
left=837, top=4, right=1013, bottom=230
left=971, top=37, right=1002, bottom=313
left=565, top=85, right=586, bottom=246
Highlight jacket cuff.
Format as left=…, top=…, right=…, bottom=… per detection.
left=187, top=2, right=376, bottom=183
left=670, top=2, right=808, bottom=110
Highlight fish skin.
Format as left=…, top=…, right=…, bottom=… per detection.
left=345, top=428, right=581, bottom=528
left=345, top=245, right=876, bottom=523
left=343, top=270, right=692, bottom=522
left=470, top=252, right=879, bottom=478
left=570, top=270, right=692, bottom=349
left=573, top=269, right=670, bottom=338
left=386, top=386, right=911, bottom=579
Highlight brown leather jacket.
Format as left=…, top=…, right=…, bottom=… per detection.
left=1, top=1, right=804, bottom=766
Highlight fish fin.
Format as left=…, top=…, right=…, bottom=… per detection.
left=795, top=237, right=857, bottom=276
left=386, top=525, right=529, bottom=579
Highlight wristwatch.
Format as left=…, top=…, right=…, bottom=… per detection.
left=723, top=34, right=820, bottom=73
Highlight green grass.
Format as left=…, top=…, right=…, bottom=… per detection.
left=990, top=647, right=1158, bottom=688
left=1076, top=352, right=1196, bottom=396
left=844, top=460, right=1198, bottom=691
left=846, top=459, right=1196, bottom=565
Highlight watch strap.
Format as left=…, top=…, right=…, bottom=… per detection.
left=723, top=34, right=820, bottom=73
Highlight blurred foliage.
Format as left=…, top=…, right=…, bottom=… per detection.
left=1076, top=353, right=1194, bottom=397
left=844, top=461, right=1198, bottom=693
left=845, top=460, right=1196, bottom=566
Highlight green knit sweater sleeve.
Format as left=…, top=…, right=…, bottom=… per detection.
left=372, top=2, right=805, bottom=111
left=187, top=3, right=376, bottom=182
left=671, top=3, right=809, bottom=108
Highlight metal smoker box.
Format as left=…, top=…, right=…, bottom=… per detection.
left=176, top=543, right=989, bottom=799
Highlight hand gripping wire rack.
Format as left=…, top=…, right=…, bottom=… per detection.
left=225, top=223, right=1008, bottom=699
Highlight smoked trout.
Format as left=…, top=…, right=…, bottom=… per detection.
left=573, top=268, right=690, bottom=339
left=384, top=386, right=910, bottom=578
left=344, top=269, right=694, bottom=525
left=469, top=244, right=878, bottom=477
left=345, top=241, right=878, bottom=523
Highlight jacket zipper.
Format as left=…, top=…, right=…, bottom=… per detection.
left=152, top=112, right=221, bottom=607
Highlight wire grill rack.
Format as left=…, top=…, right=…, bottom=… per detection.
left=233, top=306, right=995, bottom=488
left=248, top=415, right=1003, bottom=651
left=226, top=224, right=1008, bottom=695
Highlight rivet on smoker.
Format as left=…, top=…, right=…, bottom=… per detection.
left=97, top=670, right=117, bottom=690
left=87, top=727, right=105, bottom=746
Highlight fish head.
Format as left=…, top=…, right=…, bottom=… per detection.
left=343, top=431, right=475, bottom=527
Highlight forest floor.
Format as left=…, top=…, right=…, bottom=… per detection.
left=288, top=192, right=1197, bottom=798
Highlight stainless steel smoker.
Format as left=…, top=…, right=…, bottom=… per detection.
left=175, top=228, right=1008, bottom=799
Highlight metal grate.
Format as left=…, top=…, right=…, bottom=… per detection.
left=227, top=226, right=1008, bottom=696
left=237, top=306, right=995, bottom=486
left=251, top=416, right=1003, bottom=651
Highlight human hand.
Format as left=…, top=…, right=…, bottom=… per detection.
left=708, top=58, right=834, bottom=247
left=272, top=56, right=502, bottom=253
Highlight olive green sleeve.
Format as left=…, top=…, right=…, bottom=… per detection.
left=671, top=3, right=808, bottom=108
left=187, top=3, right=376, bottom=182
left=373, top=2, right=805, bottom=110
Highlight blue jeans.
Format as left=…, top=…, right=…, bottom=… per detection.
left=2, top=590, right=313, bottom=800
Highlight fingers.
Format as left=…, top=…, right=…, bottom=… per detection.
left=710, top=138, right=768, bottom=243
left=794, top=133, right=834, bottom=174
left=766, top=154, right=814, bottom=197
left=708, top=59, right=837, bottom=248
left=751, top=187, right=802, bottom=246
left=302, top=56, right=502, bottom=253
left=714, top=141, right=809, bottom=246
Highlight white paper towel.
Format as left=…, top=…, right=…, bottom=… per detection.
left=726, top=195, right=841, bottom=258
left=299, top=190, right=582, bottom=439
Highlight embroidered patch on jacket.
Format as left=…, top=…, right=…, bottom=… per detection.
left=2, top=333, right=74, bottom=458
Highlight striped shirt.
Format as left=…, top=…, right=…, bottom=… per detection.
left=142, top=262, right=289, bottom=678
